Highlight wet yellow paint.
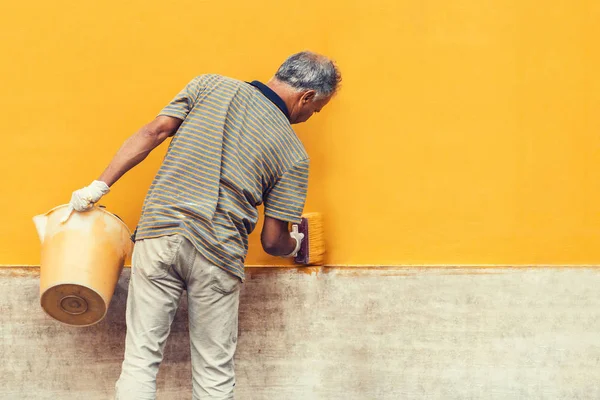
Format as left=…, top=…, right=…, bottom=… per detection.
left=1, top=0, right=599, bottom=267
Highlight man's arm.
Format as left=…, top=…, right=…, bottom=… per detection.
left=99, top=76, right=204, bottom=187
left=261, top=216, right=298, bottom=256
left=63, top=77, right=202, bottom=220
left=260, top=158, right=310, bottom=257
left=62, top=116, right=182, bottom=220
left=99, top=115, right=182, bottom=186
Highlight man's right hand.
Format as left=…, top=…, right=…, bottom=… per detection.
left=61, top=180, right=110, bottom=223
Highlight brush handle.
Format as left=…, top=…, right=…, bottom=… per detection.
left=287, top=224, right=303, bottom=257
left=294, top=217, right=309, bottom=264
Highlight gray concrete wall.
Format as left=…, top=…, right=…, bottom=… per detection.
left=1, top=267, right=600, bottom=399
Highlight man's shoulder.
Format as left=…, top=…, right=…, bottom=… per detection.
left=199, top=74, right=246, bottom=87
left=190, top=74, right=246, bottom=90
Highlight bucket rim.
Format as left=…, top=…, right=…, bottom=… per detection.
left=40, top=204, right=132, bottom=236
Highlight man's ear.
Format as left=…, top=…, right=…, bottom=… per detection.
left=301, top=90, right=316, bottom=104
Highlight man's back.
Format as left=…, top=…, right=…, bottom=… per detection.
left=135, top=74, right=309, bottom=280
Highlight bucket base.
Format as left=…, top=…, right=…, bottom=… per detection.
left=41, top=284, right=107, bottom=326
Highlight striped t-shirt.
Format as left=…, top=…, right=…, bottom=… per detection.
left=135, top=74, right=309, bottom=281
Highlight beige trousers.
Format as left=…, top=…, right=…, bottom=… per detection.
left=115, top=235, right=241, bottom=400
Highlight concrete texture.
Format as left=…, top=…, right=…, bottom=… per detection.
left=1, top=266, right=600, bottom=399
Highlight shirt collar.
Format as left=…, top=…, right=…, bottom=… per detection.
left=248, top=80, right=291, bottom=122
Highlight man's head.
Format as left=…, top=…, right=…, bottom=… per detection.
left=269, top=51, right=341, bottom=124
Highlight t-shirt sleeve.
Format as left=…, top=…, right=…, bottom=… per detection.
left=158, top=75, right=206, bottom=120
left=264, top=158, right=310, bottom=224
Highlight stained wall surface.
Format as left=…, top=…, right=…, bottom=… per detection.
left=2, top=267, right=600, bottom=399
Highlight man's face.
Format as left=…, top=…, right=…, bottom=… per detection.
left=291, top=92, right=332, bottom=124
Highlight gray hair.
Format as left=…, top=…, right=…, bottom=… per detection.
left=275, top=51, right=341, bottom=99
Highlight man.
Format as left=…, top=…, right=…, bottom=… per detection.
left=65, top=51, right=341, bottom=399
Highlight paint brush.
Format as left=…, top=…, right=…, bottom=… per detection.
left=294, top=212, right=325, bottom=265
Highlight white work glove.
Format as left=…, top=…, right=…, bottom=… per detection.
left=61, top=180, right=110, bottom=223
left=284, top=224, right=305, bottom=257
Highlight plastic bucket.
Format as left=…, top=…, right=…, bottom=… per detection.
left=33, top=205, right=133, bottom=326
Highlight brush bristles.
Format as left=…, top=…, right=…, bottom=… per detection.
left=303, top=212, right=325, bottom=265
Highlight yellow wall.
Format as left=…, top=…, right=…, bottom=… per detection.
left=1, top=0, right=599, bottom=266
